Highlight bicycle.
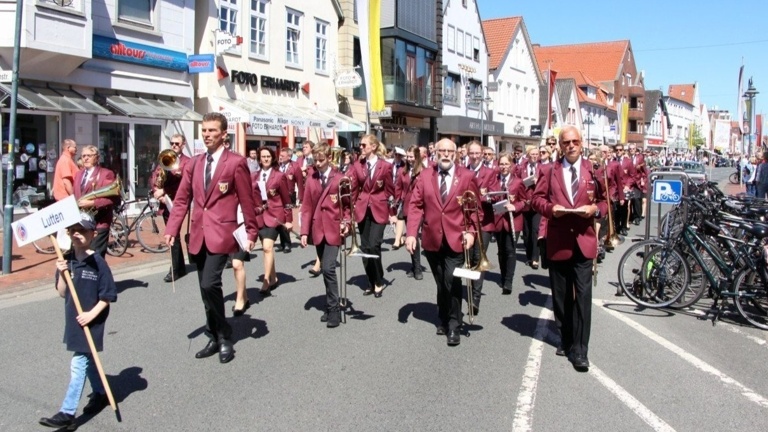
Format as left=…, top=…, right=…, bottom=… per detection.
left=107, top=195, right=169, bottom=257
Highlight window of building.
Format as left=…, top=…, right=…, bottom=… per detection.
left=447, top=25, right=455, bottom=52
left=286, top=9, right=302, bottom=67
left=219, top=0, right=238, bottom=35
left=117, top=0, right=156, bottom=28
left=381, top=38, right=436, bottom=107
left=457, top=30, right=464, bottom=57
left=473, top=37, right=480, bottom=62
left=315, top=19, right=329, bottom=73
left=444, top=72, right=461, bottom=106
left=249, top=0, right=268, bottom=59
left=462, top=0, right=467, bottom=7
left=466, top=79, right=482, bottom=109
left=40, top=0, right=84, bottom=14
left=353, top=38, right=367, bottom=100
left=464, top=33, right=472, bottom=58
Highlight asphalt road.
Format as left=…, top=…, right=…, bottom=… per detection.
left=2, top=166, right=766, bottom=431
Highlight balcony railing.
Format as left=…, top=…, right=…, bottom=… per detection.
left=384, top=77, right=435, bottom=107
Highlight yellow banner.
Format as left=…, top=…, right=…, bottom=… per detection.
left=620, top=103, right=628, bottom=144
left=368, top=0, right=384, bottom=111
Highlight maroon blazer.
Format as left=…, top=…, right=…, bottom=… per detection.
left=300, top=167, right=357, bottom=246
left=278, top=161, right=299, bottom=198
left=150, top=153, right=191, bottom=215
left=294, top=156, right=315, bottom=202
left=631, top=153, right=648, bottom=193
left=406, top=165, right=480, bottom=253
left=73, top=166, right=116, bottom=229
left=619, top=156, right=638, bottom=191
left=166, top=149, right=259, bottom=255
left=492, top=176, right=527, bottom=233
left=350, top=158, right=395, bottom=224
left=250, top=172, right=266, bottom=229
left=395, top=167, right=421, bottom=218
left=598, top=160, right=626, bottom=202
left=531, top=158, right=608, bottom=261
left=256, top=168, right=293, bottom=228
left=468, top=165, right=498, bottom=231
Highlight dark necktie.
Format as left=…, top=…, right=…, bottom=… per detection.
left=205, top=154, right=213, bottom=192
left=262, top=172, right=267, bottom=182
left=321, top=173, right=327, bottom=188
left=570, top=166, right=579, bottom=201
left=501, top=175, right=507, bottom=191
left=439, top=170, right=449, bottom=203
left=80, top=170, right=89, bottom=191
left=529, top=164, right=535, bottom=177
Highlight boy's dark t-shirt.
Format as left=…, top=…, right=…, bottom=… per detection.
left=55, top=251, right=118, bottom=352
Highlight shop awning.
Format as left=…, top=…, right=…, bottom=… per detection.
left=0, top=83, right=110, bottom=115
left=214, top=97, right=365, bottom=132
left=106, top=95, right=203, bottom=121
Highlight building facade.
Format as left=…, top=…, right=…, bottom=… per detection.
left=0, top=0, right=200, bottom=204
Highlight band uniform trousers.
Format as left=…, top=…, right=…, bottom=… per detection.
left=358, top=208, right=386, bottom=287
left=495, top=229, right=519, bottom=291
left=548, top=246, right=592, bottom=358
left=163, top=212, right=186, bottom=274
left=315, top=242, right=340, bottom=310
left=191, top=241, right=232, bottom=342
left=522, top=211, right=542, bottom=263
left=91, top=228, right=109, bottom=258
left=469, top=230, right=492, bottom=307
left=424, top=240, right=465, bottom=331
left=404, top=216, right=422, bottom=273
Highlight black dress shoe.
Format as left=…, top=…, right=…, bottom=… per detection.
left=414, top=272, right=424, bottom=281
left=502, top=288, right=512, bottom=295
left=556, top=345, right=567, bottom=357
left=195, top=340, right=219, bottom=359
left=374, top=285, right=385, bottom=298
left=275, top=245, right=284, bottom=252
left=436, top=326, right=447, bottom=336
left=447, top=329, right=461, bottom=346
left=39, top=411, right=75, bottom=429
left=406, top=270, right=414, bottom=278
left=472, top=305, right=479, bottom=316
left=164, top=270, right=186, bottom=283
left=570, top=353, right=590, bottom=372
left=284, top=246, right=292, bottom=253
left=83, top=392, right=109, bottom=414
left=232, top=300, right=251, bottom=317
left=308, top=268, right=322, bottom=278
left=326, top=310, right=340, bottom=328
left=620, top=229, right=629, bottom=236
left=632, top=219, right=642, bottom=226
left=363, top=288, right=374, bottom=296
left=219, top=339, right=235, bottom=363
left=320, top=311, right=329, bottom=322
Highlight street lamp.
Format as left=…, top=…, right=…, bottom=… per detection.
left=744, top=77, right=759, bottom=156
left=583, top=113, right=594, bottom=149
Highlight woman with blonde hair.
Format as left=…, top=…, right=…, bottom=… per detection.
left=394, top=145, right=425, bottom=279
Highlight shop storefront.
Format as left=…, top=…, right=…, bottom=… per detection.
left=436, top=115, right=505, bottom=147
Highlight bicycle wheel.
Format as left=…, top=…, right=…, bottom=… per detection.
left=670, top=238, right=721, bottom=309
left=107, top=216, right=128, bottom=257
left=733, top=268, right=768, bottom=330
left=618, top=240, right=690, bottom=308
left=32, top=236, right=57, bottom=254
left=136, top=213, right=169, bottom=253
left=729, top=172, right=739, bottom=184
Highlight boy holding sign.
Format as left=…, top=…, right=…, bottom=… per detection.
left=39, top=213, right=117, bottom=429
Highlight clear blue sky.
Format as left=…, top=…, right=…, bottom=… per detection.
left=478, top=0, right=767, bottom=115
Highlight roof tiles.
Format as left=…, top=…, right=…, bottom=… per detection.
left=481, top=17, right=521, bottom=71
left=668, top=84, right=696, bottom=105
left=533, top=41, right=630, bottom=83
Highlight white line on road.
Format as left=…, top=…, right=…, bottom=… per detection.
left=511, top=297, right=553, bottom=432
left=595, top=299, right=768, bottom=409
left=589, top=365, right=677, bottom=432
left=686, top=308, right=768, bottom=348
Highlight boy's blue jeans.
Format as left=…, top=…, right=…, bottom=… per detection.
left=60, top=352, right=104, bottom=415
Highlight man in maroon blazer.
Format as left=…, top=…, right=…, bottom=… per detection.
left=598, top=145, right=625, bottom=246
left=300, top=143, right=358, bottom=327
left=531, top=126, right=607, bottom=372
left=628, top=143, right=647, bottom=224
left=516, top=147, right=544, bottom=269
left=150, top=134, right=191, bottom=282
left=276, top=147, right=298, bottom=252
left=466, top=141, right=498, bottom=314
left=348, top=134, right=394, bottom=297
left=405, top=138, right=479, bottom=346
left=164, top=112, right=259, bottom=364
left=74, top=145, right=116, bottom=258
left=615, top=144, right=637, bottom=236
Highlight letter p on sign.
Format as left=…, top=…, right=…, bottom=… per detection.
left=652, top=180, right=683, bottom=204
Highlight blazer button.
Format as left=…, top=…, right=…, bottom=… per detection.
left=570, top=229, right=574, bottom=233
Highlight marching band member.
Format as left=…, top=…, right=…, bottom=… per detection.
left=391, top=147, right=407, bottom=250
left=300, top=144, right=357, bottom=328
left=231, top=171, right=266, bottom=316
left=255, top=146, right=293, bottom=295
left=164, top=112, right=259, bottom=364
left=276, top=147, right=298, bottom=253
left=492, top=153, right=527, bottom=295
left=531, top=126, right=607, bottom=372
left=349, top=134, right=394, bottom=297
left=73, top=145, right=116, bottom=258
left=466, top=140, right=497, bottom=315
left=150, top=134, right=191, bottom=282
left=405, top=138, right=479, bottom=346
left=394, top=145, right=425, bottom=280
left=516, top=146, right=543, bottom=269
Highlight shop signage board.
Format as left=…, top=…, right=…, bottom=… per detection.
left=0, top=69, right=11, bottom=83
left=188, top=54, right=215, bottom=73
left=370, top=107, right=392, bottom=119
left=335, top=70, right=362, bottom=89
left=215, top=30, right=242, bottom=55
left=92, top=35, right=188, bottom=72
left=11, top=196, right=80, bottom=247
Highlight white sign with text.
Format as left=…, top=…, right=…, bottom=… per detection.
left=11, top=196, right=80, bottom=246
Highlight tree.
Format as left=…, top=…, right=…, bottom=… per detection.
left=691, top=125, right=706, bottom=149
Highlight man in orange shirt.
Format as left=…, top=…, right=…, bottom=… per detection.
left=52, top=139, right=79, bottom=201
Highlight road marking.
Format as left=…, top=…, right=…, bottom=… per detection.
left=687, top=308, right=768, bottom=348
left=512, top=297, right=553, bottom=432
left=590, top=365, right=677, bottom=431
left=595, top=299, right=768, bottom=408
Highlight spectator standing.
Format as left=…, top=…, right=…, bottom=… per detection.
left=52, top=139, right=80, bottom=201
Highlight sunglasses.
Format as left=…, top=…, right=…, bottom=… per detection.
left=171, top=142, right=183, bottom=146
left=562, top=140, right=581, bottom=145
left=68, top=226, right=91, bottom=234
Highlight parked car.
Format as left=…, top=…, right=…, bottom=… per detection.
left=672, top=161, right=707, bottom=183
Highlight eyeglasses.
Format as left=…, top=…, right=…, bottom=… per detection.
left=81, top=153, right=96, bottom=158
left=616, top=148, right=624, bottom=152
left=436, top=149, right=456, bottom=154
left=562, top=140, right=581, bottom=146
left=170, top=142, right=183, bottom=146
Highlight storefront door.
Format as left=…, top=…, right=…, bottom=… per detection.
left=99, top=121, right=162, bottom=200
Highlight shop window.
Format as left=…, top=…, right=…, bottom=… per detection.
left=446, top=25, right=455, bottom=52
left=39, top=0, right=84, bottom=14
left=249, top=0, right=269, bottom=60
left=444, top=73, right=460, bottom=106
left=353, top=37, right=367, bottom=100
left=118, top=0, right=156, bottom=29
left=381, top=38, right=435, bottom=107
left=315, top=19, right=329, bottom=74
left=286, top=8, right=303, bottom=68
left=219, top=0, right=238, bottom=35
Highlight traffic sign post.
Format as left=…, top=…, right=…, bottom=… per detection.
left=644, top=170, right=689, bottom=241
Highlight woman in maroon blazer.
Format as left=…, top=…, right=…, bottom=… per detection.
left=394, top=145, right=425, bottom=280
left=349, top=134, right=394, bottom=297
left=492, top=153, right=527, bottom=295
left=255, top=147, right=293, bottom=295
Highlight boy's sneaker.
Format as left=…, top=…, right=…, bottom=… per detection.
left=83, top=392, right=109, bottom=414
left=39, top=411, right=75, bottom=429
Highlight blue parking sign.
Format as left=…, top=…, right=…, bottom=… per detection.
left=652, top=180, right=683, bottom=204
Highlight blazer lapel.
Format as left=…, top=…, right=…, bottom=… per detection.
left=205, top=150, right=227, bottom=202
left=552, top=161, right=571, bottom=207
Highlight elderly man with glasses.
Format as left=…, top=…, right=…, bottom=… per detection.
left=150, top=134, right=191, bottom=282
left=73, top=145, right=117, bottom=258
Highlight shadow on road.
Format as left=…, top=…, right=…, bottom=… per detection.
left=73, top=366, right=148, bottom=428
left=518, top=290, right=549, bottom=307
left=522, top=274, right=550, bottom=290
left=397, top=302, right=439, bottom=327
left=500, top=314, right=557, bottom=349
left=115, top=278, right=149, bottom=293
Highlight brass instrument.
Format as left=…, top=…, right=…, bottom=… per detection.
left=337, top=175, right=355, bottom=323
left=79, top=177, right=123, bottom=202
left=155, top=149, right=180, bottom=211
left=453, top=190, right=493, bottom=324
left=599, top=156, right=624, bottom=251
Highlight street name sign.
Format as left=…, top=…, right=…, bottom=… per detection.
left=11, top=196, right=80, bottom=246
left=652, top=179, right=683, bottom=204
